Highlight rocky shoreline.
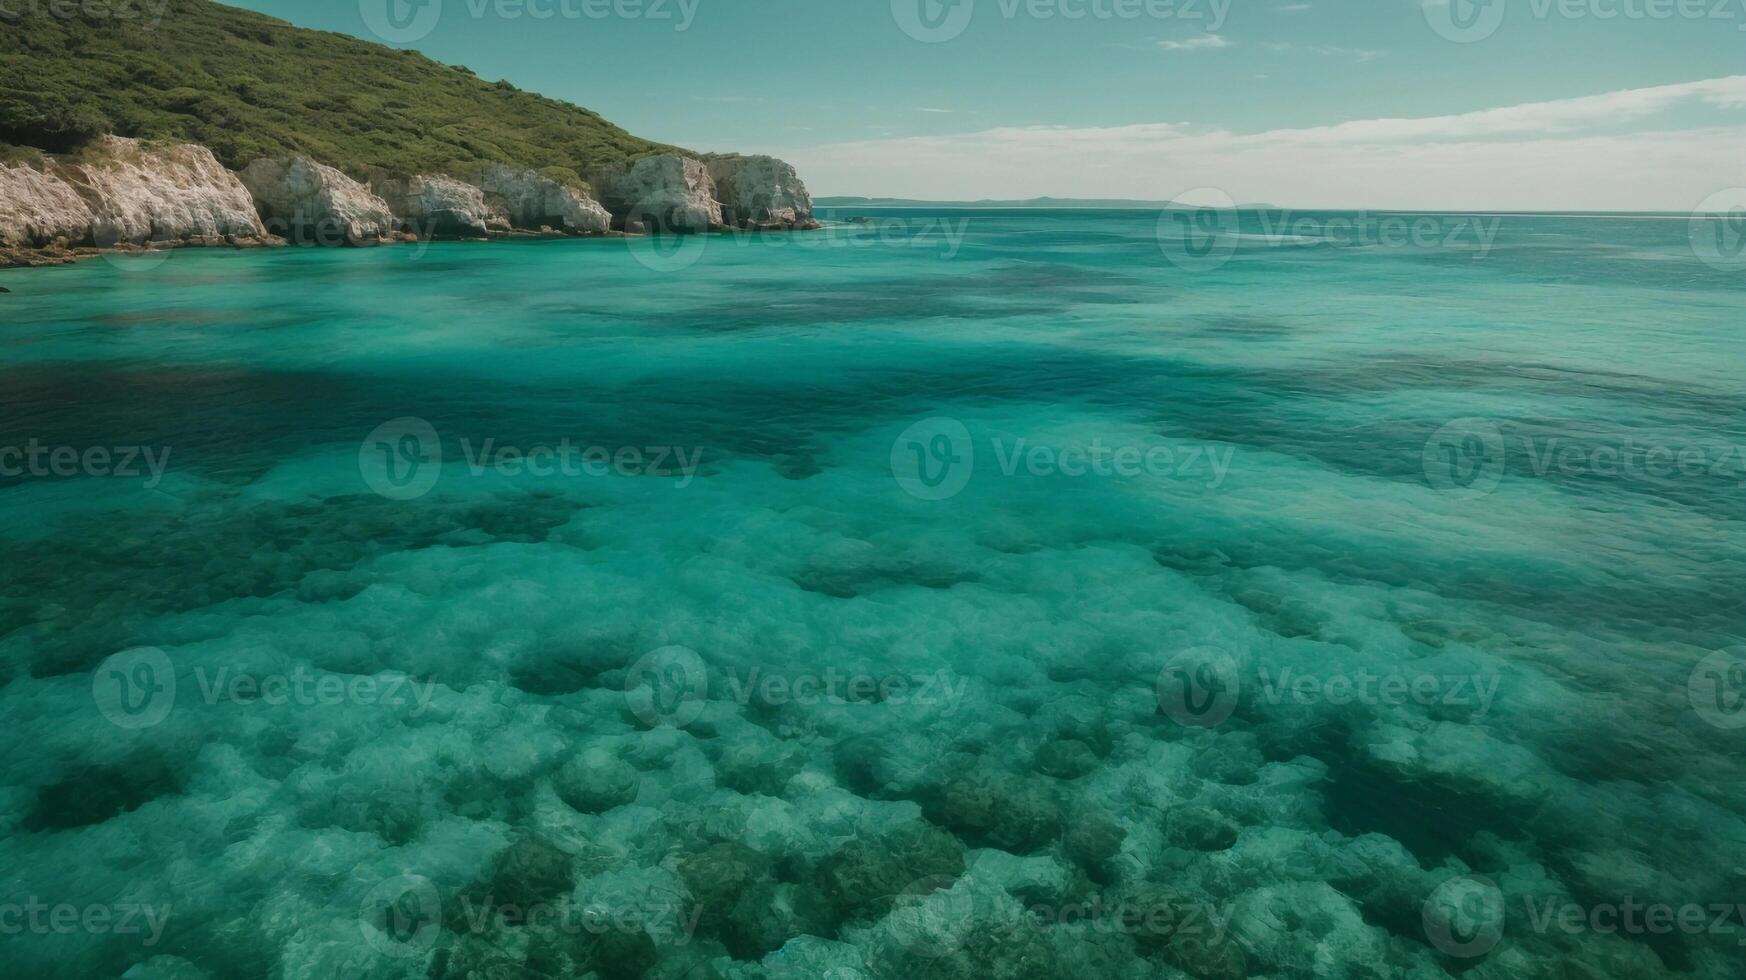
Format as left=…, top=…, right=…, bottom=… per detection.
left=0, top=137, right=818, bottom=269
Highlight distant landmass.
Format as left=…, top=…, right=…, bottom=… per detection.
left=815, top=196, right=1281, bottom=209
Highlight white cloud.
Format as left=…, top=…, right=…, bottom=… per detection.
left=1159, top=34, right=1231, bottom=50
left=780, top=77, right=1746, bottom=210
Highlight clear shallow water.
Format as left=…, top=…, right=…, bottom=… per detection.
left=0, top=210, right=1741, bottom=979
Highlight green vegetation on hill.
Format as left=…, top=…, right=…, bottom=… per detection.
left=0, top=0, right=681, bottom=185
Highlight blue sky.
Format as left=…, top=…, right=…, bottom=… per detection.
left=224, top=1, right=1746, bottom=207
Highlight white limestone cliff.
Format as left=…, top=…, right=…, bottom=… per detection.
left=706, top=154, right=818, bottom=229
left=239, top=156, right=396, bottom=246
left=0, top=136, right=267, bottom=260
left=73, top=136, right=268, bottom=247
left=368, top=173, right=510, bottom=239
left=471, top=165, right=612, bottom=234
left=593, top=155, right=724, bottom=233
left=0, top=160, right=94, bottom=248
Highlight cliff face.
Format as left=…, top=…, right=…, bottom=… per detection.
left=707, top=155, right=819, bottom=230
left=0, top=161, right=93, bottom=248
left=72, top=136, right=268, bottom=247
left=594, top=155, right=725, bottom=233
left=1, top=138, right=819, bottom=266
left=0, top=136, right=268, bottom=263
left=473, top=165, right=612, bottom=235
left=592, top=153, right=819, bottom=233
left=368, top=173, right=511, bottom=239
left=240, top=156, right=396, bottom=246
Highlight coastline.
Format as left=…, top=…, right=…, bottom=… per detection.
left=2, top=143, right=821, bottom=273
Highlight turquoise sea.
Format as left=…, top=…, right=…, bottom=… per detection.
left=1, top=209, right=1742, bottom=979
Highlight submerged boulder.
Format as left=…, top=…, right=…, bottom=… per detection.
left=369, top=173, right=510, bottom=239
left=594, top=154, right=723, bottom=233
left=239, top=156, right=395, bottom=246
left=553, top=746, right=640, bottom=813
left=706, top=154, right=818, bottom=229
left=471, top=164, right=611, bottom=234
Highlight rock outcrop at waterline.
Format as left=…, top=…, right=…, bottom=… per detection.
left=594, top=155, right=725, bottom=233
left=239, top=156, right=396, bottom=246
left=0, top=136, right=270, bottom=264
left=707, top=154, right=820, bottom=230
left=368, top=173, right=511, bottom=239
left=472, top=164, right=613, bottom=235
